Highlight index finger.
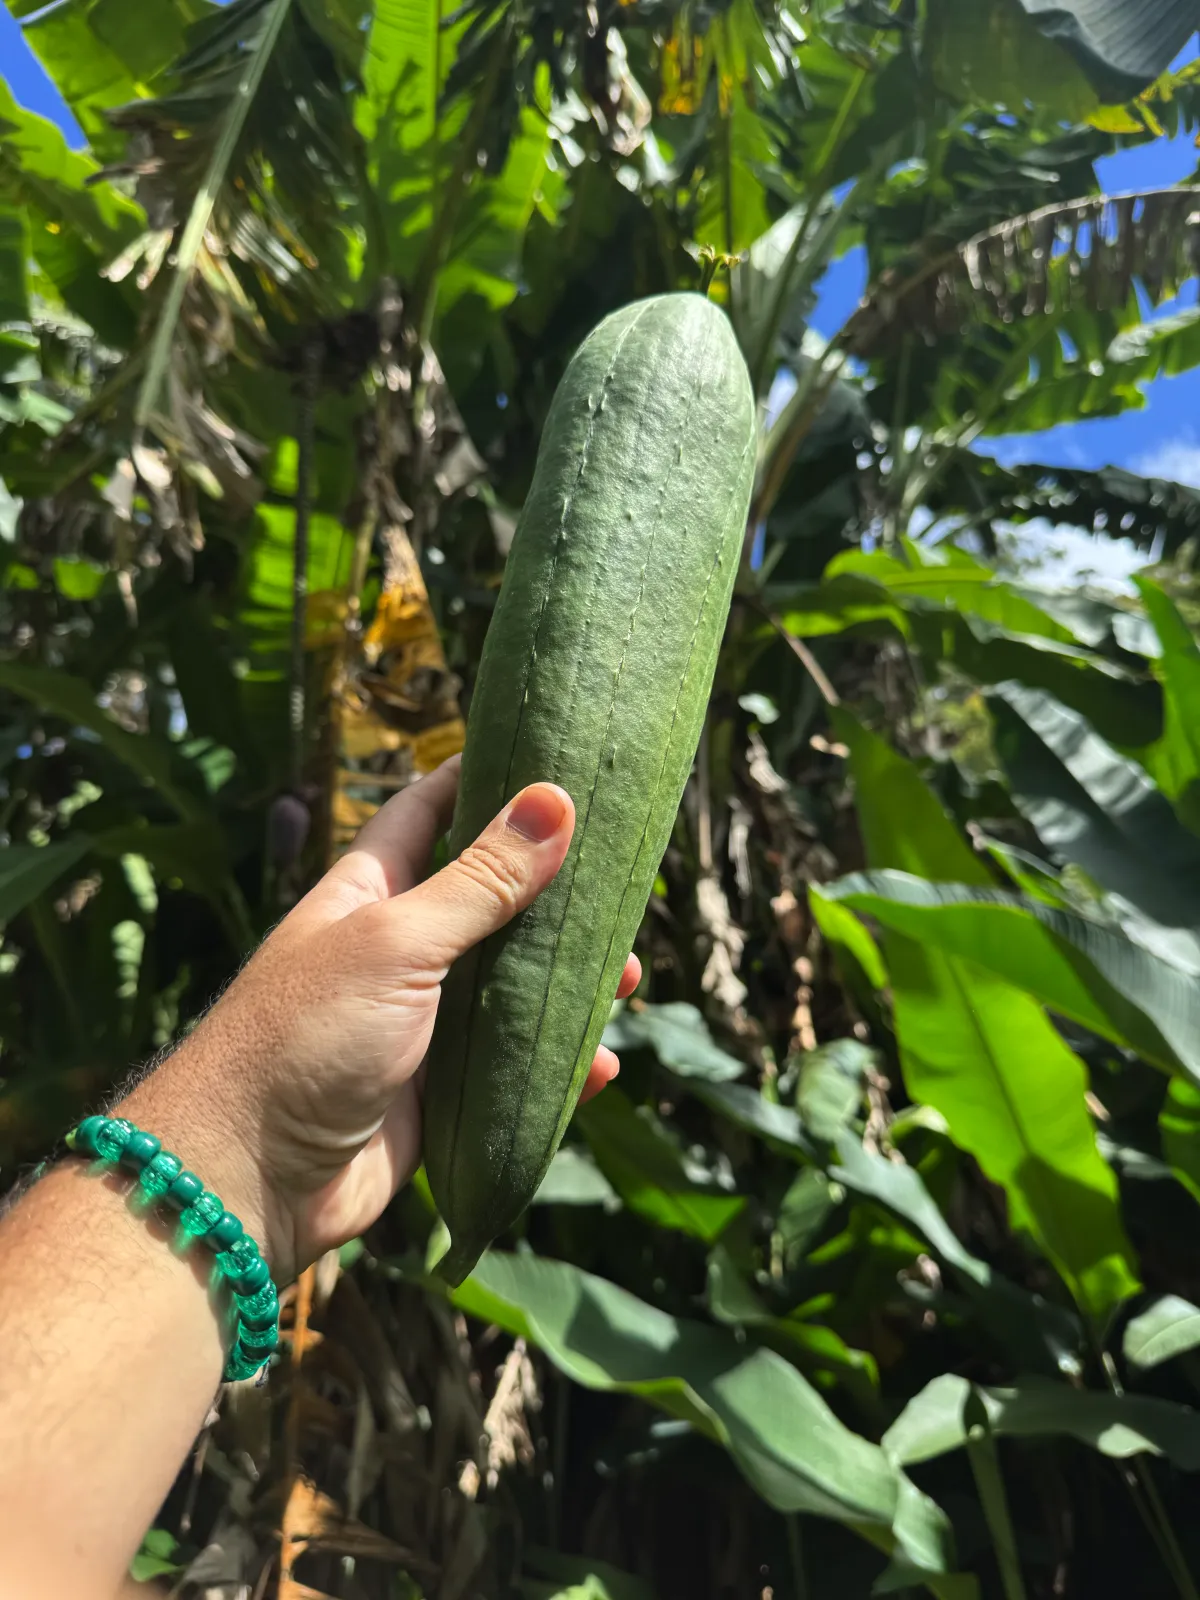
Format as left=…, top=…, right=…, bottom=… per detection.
left=323, top=755, right=462, bottom=909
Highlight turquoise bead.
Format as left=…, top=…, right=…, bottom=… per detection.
left=225, top=1255, right=270, bottom=1296
left=139, top=1151, right=182, bottom=1197
left=119, top=1131, right=161, bottom=1172
left=70, top=1115, right=105, bottom=1156
left=236, top=1283, right=279, bottom=1330
left=179, top=1191, right=223, bottom=1237
left=217, top=1236, right=259, bottom=1274
left=206, top=1212, right=244, bottom=1253
left=223, top=1346, right=265, bottom=1383
left=93, top=1118, right=134, bottom=1162
left=164, top=1171, right=203, bottom=1211
left=238, top=1322, right=279, bottom=1355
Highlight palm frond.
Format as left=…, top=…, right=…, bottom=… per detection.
left=847, top=186, right=1200, bottom=357
left=933, top=453, right=1200, bottom=557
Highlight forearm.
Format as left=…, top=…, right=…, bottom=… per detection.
left=0, top=1045, right=267, bottom=1600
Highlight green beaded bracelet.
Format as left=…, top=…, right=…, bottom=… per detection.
left=66, top=1114, right=280, bottom=1384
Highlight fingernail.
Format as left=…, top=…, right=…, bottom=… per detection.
left=505, top=784, right=569, bottom=843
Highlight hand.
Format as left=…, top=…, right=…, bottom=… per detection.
left=121, top=757, right=639, bottom=1283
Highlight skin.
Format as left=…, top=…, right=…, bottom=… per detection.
left=0, top=757, right=638, bottom=1600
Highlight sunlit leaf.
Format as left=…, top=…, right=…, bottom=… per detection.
left=451, top=1251, right=962, bottom=1580
left=884, top=1372, right=1200, bottom=1470
left=1124, top=1295, right=1200, bottom=1371
left=579, top=1088, right=746, bottom=1241
left=840, top=711, right=1140, bottom=1320
left=817, top=871, right=1200, bottom=1081
left=603, top=1001, right=745, bottom=1083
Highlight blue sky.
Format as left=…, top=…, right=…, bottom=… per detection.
left=4, top=11, right=1200, bottom=497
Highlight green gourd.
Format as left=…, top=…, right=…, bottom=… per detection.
left=424, top=292, right=756, bottom=1284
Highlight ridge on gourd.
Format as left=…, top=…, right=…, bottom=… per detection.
left=424, top=292, right=756, bottom=1285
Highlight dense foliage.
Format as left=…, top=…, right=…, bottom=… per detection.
left=10, top=1, right=1200, bottom=1595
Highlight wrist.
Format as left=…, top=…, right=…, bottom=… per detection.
left=114, top=1038, right=294, bottom=1282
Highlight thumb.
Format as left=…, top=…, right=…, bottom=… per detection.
left=394, top=781, right=575, bottom=973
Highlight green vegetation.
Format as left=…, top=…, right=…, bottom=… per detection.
left=8, top=0, right=1200, bottom=1594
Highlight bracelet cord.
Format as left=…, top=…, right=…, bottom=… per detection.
left=66, top=1114, right=280, bottom=1384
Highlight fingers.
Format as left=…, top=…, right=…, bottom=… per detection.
left=577, top=956, right=638, bottom=1103
left=322, top=756, right=462, bottom=909
left=615, top=952, right=642, bottom=1000
left=578, top=1044, right=620, bottom=1105
left=392, top=782, right=576, bottom=973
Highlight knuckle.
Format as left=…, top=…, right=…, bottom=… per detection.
left=454, top=837, right=526, bottom=913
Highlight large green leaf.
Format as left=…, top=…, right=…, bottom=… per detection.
left=840, top=712, right=1140, bottom=1320
left=693, top=79, right=773, bottom=259
left=990, top=683, right=1200, bottom=946
left=451, top=1251, right=963, bottom=1586
left=814, top=873, right=1200, bottom=1081
left=357, top=0, right=560, bottom=325
left=883, top=1373, right=1200, bottom=1470
left=578, top=1089, right=746, bottom=1242
left=0, top=836, right=92, bottom=924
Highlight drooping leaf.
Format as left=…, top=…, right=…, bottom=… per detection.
left=533, top=1145, right=619, bottom=1210
left=815, top=872, right=1200, bottom=1081
left=602, top=1002, right=745, bottom=1083
left=1017, top=0, right=1200, bottom=102
left=706, top=1242, right=881, bottom=1402
left=1124, top=1295, right=1200, bottom=1371
left=840, top=711, right=1140, bottom=1320
left=9, top=0, right=142, bottom=159
left=796, top=1039, right=871, bottom=1142
left=677, top=1079, right=815, bottom=1159
left=937, top=453, right=1200, bottom=559
left=832, top=1134, right=1081, bottom=1374
left=847, top=188, right=1200, bottom=358
left=925, top=0, right=1099, bottom=119
left=990, top=683, right=1200, bottom=948
left=358, top=0, right=561, bottom=330
left=579, top=1089, right=746, bottom=1242
left=451, top=1251, right=962, bottom=1583
left=883, top=1372, right=1200, bottom=1470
